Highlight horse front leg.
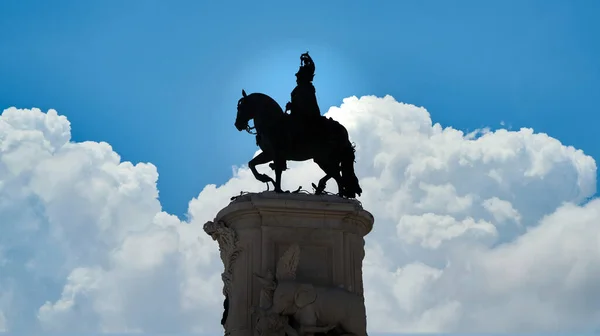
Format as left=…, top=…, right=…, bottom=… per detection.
left=249, top=152, right=275, bottom=187
left=272, top=158, right=286, bottom=193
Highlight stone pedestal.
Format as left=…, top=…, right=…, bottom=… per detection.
left=204, top=191, right=374, bottom=336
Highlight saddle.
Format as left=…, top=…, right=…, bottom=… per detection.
left=287, top=115, right=329, bottom=143
left=258, top=114, right=333, bottom=153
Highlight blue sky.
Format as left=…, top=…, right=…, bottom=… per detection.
left=1, top=0, right=599, bottom=217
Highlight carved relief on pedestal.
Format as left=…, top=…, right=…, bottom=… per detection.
left=253, top=246, right=298, bottom=336
left=204, top=220, right=242, bottom=296
left=204, top=192, right=374, bottom=336
left=254, top=244, right=367, bottom=336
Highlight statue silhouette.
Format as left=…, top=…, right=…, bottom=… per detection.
left=234, top=53, right=362, bottom=198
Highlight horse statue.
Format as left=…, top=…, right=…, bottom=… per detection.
left=234, top=89, right=362, bottom=198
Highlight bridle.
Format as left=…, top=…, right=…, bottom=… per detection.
left=238, top=97, right=257, bottom=135
left=246, top=125, right=256, bottom=135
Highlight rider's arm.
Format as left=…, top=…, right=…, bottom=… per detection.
left=287, top=86, right=301, bottom=112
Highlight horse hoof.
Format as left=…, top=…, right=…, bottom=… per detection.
left=312, top=183, right=324, bottom=195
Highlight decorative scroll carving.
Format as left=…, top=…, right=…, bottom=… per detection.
left=204, top=220, right=243, bottom=335
left=204, top=220, right=242, bottom=297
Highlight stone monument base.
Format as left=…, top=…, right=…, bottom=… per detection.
left=204, top=191, right=374, bottom=336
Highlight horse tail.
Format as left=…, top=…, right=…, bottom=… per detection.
left=340, top=138, right=362, bottom=198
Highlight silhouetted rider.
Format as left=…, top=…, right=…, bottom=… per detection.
left=286, top=52, right=322, bottom=135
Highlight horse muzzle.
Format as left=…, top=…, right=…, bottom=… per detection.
left=234, top=120, right=246, bottom=132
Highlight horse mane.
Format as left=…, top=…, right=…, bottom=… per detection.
left=246, top=92, right=285, bottom=116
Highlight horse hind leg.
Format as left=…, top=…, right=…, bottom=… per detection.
left=312, top=174, right=331, bottom=195
left=314, top=159, right=343, bottom=196
left=328, top=164, right=347, bottom=198
left=313, top=159, right=329, bottom=194
left=332, top=172, right=345, bottom=197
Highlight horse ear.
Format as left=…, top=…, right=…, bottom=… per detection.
left=242, top=89, right=247, bottom=97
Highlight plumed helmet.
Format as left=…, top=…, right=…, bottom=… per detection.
left=295, top=52, right=315, bottom=82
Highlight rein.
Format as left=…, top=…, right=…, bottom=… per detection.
left=245, top=125, right=256, bottom=135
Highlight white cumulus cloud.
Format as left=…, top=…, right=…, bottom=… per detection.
left=0, top=310, right=6, bottom=332
left=0, top=95, right=598, bottom=333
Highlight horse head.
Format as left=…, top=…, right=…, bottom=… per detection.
left=235, top=89, right=251, bottom=132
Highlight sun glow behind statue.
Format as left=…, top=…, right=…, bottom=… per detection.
left=229, top=40, right=370, bottom=114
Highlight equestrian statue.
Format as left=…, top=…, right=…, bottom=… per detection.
left=234, top=52, right=362, bottom=198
